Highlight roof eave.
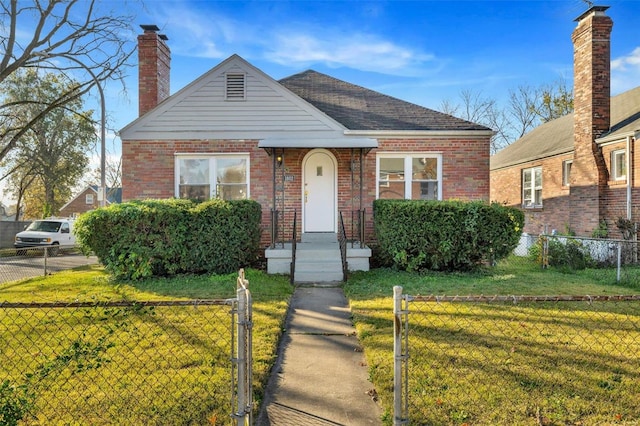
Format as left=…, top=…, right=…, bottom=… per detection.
left=597, top=129, right=639, bottom=145
left=344, top=129, right=495, bottom=138
left=490, top=147, right=574, bottom=171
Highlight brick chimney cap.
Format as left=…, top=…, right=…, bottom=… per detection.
left=140, top=24, right=161, bottom=32
left=159, top=34, right=169, bottom=41
left=574, top=5, right=609, bottom=22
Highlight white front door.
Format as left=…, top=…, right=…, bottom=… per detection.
left=303, top=150, right=336, bottom=232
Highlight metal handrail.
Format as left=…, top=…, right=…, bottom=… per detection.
left=270, top=208, right=278, bottom=249
left=349, top=208, right=367, bottom=248
left=290, top=211, right=297, bottom=285
left=338, top=211, right=348, bottom=282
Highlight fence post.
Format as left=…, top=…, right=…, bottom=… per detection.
left=235, top=269, right=253, bottom=425
left=617, top=241, right=622, bottom=283
left=44, top=246, right=48, bottom=276
left=393, top=286, right=408, bottom=426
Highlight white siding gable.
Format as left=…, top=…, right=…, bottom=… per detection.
left=120, top=55, right=346, bottom=140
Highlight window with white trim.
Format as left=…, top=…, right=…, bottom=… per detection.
left=176, top=155, right=249, bottom=201
left=85, top=193, right=94, bottom=204
left=522, top=167, right=542, bottom=208
left=377, top=154, right=441, bottom=200
left=611, top=149, right=626, bottom=181
left=562, top=160, right=572, bottom=187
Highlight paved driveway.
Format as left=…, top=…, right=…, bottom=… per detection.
left=0, top=251, right=99, bottom=284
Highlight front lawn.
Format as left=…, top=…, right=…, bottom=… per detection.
left=344, top=257, right=640, bottom=425
left=0, top=266, right=292, bottom=425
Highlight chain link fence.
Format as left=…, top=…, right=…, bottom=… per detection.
left=509, top=233, right=640, bottom=285
left=0, top=247, right=98, bottom=284
left=1, top=272, right=253, bottom=425
left=393, top=288, right=640, bottom=425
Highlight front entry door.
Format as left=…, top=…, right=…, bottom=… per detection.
left=303, top=150, right=336, bottom=232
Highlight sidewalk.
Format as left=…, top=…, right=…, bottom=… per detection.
left=257, top=285, right=382, bottom=425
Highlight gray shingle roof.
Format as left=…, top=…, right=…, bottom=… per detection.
left=491, top=86, right=640, bottom=170
left=279, top=70, right=491, bottom=132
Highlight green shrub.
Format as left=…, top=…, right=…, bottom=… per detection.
left=373, top=200, right=524, bottom=272
left=75, top=199, right=262, bottom=279
left=529, top=236, right=594, bottom=271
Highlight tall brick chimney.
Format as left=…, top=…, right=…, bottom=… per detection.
left=569, top=6, right=612, bottom=235
left=138, top=25, right=170, bottom=116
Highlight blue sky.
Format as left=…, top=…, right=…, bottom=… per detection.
left=24, top=0, right=640, bottom=154
left=103, top=0, right=639, bottom=137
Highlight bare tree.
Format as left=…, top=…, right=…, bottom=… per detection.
left=0, top=0, right=138, bottom=163
left=507, top=85, right=540, bottom=139
left=440, top=90, right=507, bottom=154
left=440, top=79, right=574, bottom=154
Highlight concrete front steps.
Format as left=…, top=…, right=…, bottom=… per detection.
left=265, top=233, right=371, bottom=283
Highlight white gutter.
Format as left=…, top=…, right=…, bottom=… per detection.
left=627, top=135, right=633, bottom=220
left=343, top=129, right=495, bottom=138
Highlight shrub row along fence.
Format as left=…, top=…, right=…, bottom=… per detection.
left=0, top=247, right=97, bottom=284
left=393, top=288, right=640, bottom=426
left=512, top=234, right=640, bottom=284
left=0, top=272, right=253, bottom=425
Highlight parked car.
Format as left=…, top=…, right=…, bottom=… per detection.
left=14, top=218, right=76, bottom=256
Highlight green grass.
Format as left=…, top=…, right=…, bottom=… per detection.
left=0, top=266, right=293, bottom=425
left=344, top=257, right=640, bottom=425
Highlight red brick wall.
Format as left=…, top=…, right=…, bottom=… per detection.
left=601, top=140, right=639, bottom=239
left=491, top=153, right=573, bottom=235
left=59, top=189, right=99, bottom=218
left=123, top=135, right=490, bottom=247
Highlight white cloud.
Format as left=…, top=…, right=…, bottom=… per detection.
left=266, top=31, right=436, bottom=77
left=611, top=47, right=640, bottom=94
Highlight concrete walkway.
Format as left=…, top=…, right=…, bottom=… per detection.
left=257, top=285, right=382, bottom=425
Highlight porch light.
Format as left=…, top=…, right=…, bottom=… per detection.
left=276, top=153, right=283, bottom=168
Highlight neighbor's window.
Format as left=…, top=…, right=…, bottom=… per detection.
left=562, top=160, right=572, bottom=187
left=176, top=155, right=249, bottom=201
left=377, top=154, right=441, bottom=200
left=611, top=149, right=626, bottom=181
left=85, top=193, right=94, bottom=204
left=522, top=167, right=542, bottom=208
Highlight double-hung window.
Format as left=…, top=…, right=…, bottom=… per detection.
left=377, top=154, right=441, bottom=200
left=611, top=149, right=626, bottom=181
left=522, top=167, right=542, bottom=208
left=176, top=154, right=249, bottom=201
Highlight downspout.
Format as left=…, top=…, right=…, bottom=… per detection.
left=627, top=135, right=633, bottom=220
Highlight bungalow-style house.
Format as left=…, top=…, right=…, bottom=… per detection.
left=491, top=6, right=640, bottom=239
left=59, top=185, right=122, bottom=218
left=120, top=25, right=493, bottom=281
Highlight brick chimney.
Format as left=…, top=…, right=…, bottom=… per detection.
left=138, top=24, right=170, bottom=116
left=569, top=6, right=612, bottom=235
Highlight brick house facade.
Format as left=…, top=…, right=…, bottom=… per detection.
left=490, top=6, right=640, bottom=239
left=121, top=26, right=492, bottom=267
left=59, top=186, right=122, bottom=218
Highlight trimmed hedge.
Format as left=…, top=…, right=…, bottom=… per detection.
left=74, top=199, right=262, bottom=279
left=374, top=199, right=524, bottom=272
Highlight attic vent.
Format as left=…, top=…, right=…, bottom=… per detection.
left=226, top=73, right=246, bottom=100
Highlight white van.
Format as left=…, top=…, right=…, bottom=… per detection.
left=15, top=217, right=76, bottom=255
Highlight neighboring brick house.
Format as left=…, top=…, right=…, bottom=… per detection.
left=491, top=6, right=640, bottom=239
left=120, top=25, right=492, bottom=270
left=59, top=185, right=122, bottom=218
